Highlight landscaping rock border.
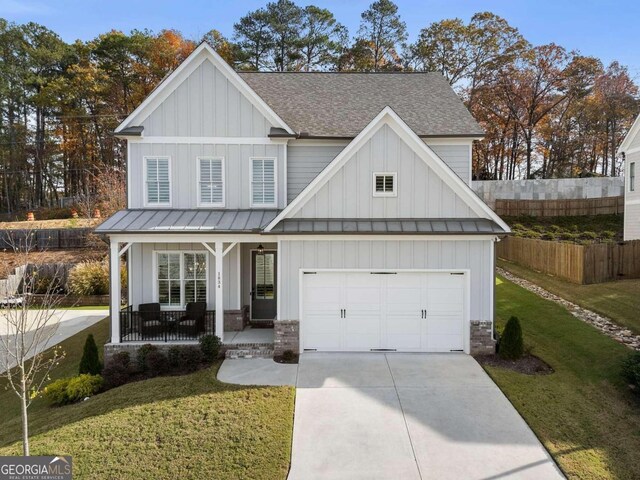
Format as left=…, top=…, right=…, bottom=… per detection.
left=497, top=267, right=640, bottom=351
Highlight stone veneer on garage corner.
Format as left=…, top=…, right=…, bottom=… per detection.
left=274, top=320, right=299, bottom=356
left=470, top=321, right=496, bottom=355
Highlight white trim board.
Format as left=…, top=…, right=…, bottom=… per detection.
left=619, top=113, right=640, bottom=154
left=115, top=42, right=294, bottom=135
left=265, top=106, right=510, bottom=233
left=129, top=137, right=289, bottom=145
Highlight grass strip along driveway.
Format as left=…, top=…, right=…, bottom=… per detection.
left=0, top=318, right=294, bottom=480
left=498, top=260, right=640, bottom=335
left=490, top=276, right=640, bottom=479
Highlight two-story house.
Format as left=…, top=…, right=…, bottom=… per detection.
left=96, top=43, right=510, bottom=359
left=618, top=114, right=640, bottom=241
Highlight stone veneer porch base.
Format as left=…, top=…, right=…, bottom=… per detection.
left=470, top=321, right=496, bottom=355
left=273, top=320, right=300, bottom=356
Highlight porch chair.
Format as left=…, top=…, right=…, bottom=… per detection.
left=139, top=302, right=163, bottom=339
left=177, top=301, right=207, bottom=337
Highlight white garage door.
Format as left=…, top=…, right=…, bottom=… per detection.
left=302, top=271, right=466, bottom=352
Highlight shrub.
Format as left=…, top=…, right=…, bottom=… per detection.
left=499, top=316, right=524, bottom=360
left=102, top=352, right=132, bottom=389
left=43, top=378, right=71, bottom=405
left=622, top=352, right=640, bottom=395
left=199, top=335, right=221, bottom=360
left=582, top=231, right=598, bottom=240
left=166, top=345, right=204, bottom=372
left=282, top=350, right=295, bottom=362
left=66, top=374, right=103, bottom=402
left=145, top=350, right=169, bottom=376
left=136, top=344, right=158, bottom=372
left=79, top=334, right=102, bottom=375
left=32, top=274, right=66, bottom=294
left=67, top=261, right=109, bottom=295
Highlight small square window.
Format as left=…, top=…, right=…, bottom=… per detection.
left=373, top=173, right=397, bottom=197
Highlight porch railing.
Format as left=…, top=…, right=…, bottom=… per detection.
left=119, top=305, right=215, bottom=342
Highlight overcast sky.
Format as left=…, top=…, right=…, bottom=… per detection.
left=3, top=0, right=639, bottom=77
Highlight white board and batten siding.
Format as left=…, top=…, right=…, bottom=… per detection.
left=291, top=125, right=476, bottom=218
left=128, top=142, right=285, bottom=209
left=286, top=140, right=472, bottom=205
left=279, top=239, right=493, bottom=324
left=625, top=150, right=640, bottom=240
left=140, top=60, right=272, bottom=137
left=128, top=243, right=241, bottom=310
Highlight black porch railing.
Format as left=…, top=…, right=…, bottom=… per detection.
left=119, top=305, right=215, bottom=342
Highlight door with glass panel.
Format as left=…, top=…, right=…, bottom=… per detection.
left=251, top=251, right=277, bottom=320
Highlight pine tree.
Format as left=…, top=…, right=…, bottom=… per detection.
left=499, top=316, right=524, bottom=360
left=79, top=334, right=102, bottom=375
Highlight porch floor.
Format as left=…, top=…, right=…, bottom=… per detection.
left=224, top=326, right=274, bottom=345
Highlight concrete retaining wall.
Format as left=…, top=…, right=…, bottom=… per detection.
left=472, top=177, right=624, bottom=209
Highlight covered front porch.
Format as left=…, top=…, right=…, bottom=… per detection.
left=107, top=232, right=278, bottom=346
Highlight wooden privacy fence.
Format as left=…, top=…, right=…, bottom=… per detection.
left=0, top=228, right=92, bottom=250
left=497, top=236, right=640, bottom=284
left=495, top=196, right=624, bottom=217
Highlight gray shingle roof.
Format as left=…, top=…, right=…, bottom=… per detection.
left=269, top=218, right=506, bottom=234
left=95, top=209, right=279, bottom=234
left=239, top=72, right=484, bottom=138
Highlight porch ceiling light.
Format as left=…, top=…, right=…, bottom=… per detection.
left=257, top=244, right=264, bottom=254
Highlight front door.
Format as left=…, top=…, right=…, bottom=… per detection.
left=251, top=251, right=277, bottom=320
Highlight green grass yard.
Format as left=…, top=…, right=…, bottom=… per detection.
left=0, top=318, right=294, bottom=479
left=489, top=275, right=640, bottom=479
left=499, top=259, right=640, bottom=334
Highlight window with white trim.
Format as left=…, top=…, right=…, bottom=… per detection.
left=156, top=252, right=207, bottom=307
left=198, top=157, right=225, bottom=206
left=373, top=172, right=397, bottom=197
left=145, top=157, right=170, bottom=205
left=631, top=162, right=636, bottom=192
left=251, top=157, right=276, bottom=206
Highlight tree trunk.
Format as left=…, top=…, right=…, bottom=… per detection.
left=21, top=378, right=30, bottom=456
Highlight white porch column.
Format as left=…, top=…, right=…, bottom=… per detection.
left=109, top=239, right=121, bottom=344
left=215, top=240, right=224, bottom=342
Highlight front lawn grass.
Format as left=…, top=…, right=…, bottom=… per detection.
left=0, top=318, right=295, bottom=479
left=499, top=259, right=640, bottom=334
left=488, top=276, right=640, bottom=479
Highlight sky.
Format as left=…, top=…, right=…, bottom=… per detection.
left=2, top=0, right=640, bottom=78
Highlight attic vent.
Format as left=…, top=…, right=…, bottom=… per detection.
left=373, top=172, right=397, bottom=197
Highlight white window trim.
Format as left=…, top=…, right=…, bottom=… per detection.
left=143, top=156, right=172, bottom=207
left=152, top=251, right=210, bottom=310
left=250, top=156, right=278, bottom=208
left=196, top=156, right=226, bottom=207
left=372, top=172, right=398, bottom=197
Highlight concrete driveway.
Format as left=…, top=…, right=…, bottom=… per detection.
left=289, top=353, right=563, bottom=480
left=0, top=309, right=108, bottom=374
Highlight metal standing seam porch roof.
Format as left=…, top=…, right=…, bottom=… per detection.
left=95, top=210, right=507, bottom=235
left=94, top=209, right=280, bottom=234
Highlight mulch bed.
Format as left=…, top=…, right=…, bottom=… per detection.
left=274, top=354, right=299, bottom=364
left=475, top=354, right=554, bottom=375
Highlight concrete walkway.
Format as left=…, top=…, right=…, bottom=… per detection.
left=218, top=353, right=564, bottom=480
left=0, top=309, right=108, bottom=374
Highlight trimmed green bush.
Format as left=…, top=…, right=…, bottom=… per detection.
left=199, top=335, right=221, bottom=360
left=136, top=344, right=158, bottom=372
left=102, top=352, right=132, bottom=389
left=66, top=374, right=103, bottom=402
left=43, top=378, right=71, bottom=405
left=145, top=350, right=169, bottom=376
left=622, top=352, right=640, bottom=396
left=499, top=316, right=524, bottom=360
left=79, top=334, right=102, bottom=375
left=44, top=375, right=102, bottom=405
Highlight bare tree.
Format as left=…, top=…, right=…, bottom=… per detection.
left=0, top=230, right=67, bottom=456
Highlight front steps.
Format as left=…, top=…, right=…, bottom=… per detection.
left=224, top=343, right=274, bottom=359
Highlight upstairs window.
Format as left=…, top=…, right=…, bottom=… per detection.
left=145, top=157, right=171, bottom=206
left=251, top=157, right=277, bottom=207
left=631, top=162, right=636, bottom=192
left=373, top=172, right=397, bottom=197
left=198, top=157, right=225, bottom=206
